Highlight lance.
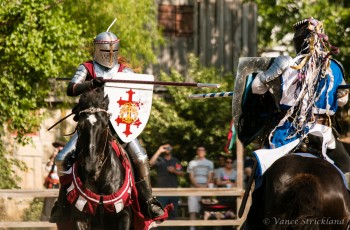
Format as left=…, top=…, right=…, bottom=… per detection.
left=188, top=83, right=350, bottom=99
left=55, top=78, right=220, bottom=88
left=188, top=91, right=233, bottom=99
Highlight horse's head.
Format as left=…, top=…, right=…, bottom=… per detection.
left=75, top=88, right=111, bottom=178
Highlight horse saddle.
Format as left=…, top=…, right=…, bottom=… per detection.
left=293, top=134, right=323, bottom=157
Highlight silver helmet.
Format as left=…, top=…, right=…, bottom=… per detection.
left=93, top=32, right=120, bottom=68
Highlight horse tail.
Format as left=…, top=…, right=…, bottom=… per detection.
left=282, top=173, right=322, bottom=221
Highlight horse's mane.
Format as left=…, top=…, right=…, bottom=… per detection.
left=78, top=88, right=109, bottom=111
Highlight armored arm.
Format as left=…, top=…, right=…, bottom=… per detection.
left=67, top=65, right=91, bottom=96
left=252, top=56, right=292, bottom=95
left=66, top=64, right=104, bottom=96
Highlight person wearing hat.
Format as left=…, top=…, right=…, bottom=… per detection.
left=52, top=141, right=66, bottom=149
left=251, top=17, right=350, bottom=185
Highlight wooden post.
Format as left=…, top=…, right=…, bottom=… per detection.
left=236, top=138, right=244, bottom=190
left=235, top=137, right=244, bottom=221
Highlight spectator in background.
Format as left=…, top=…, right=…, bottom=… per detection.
left=214, top=155, right=226, bottom=183
left=149, top=144, right=184, bottom=220
left=40, top=141, right=65, bottom=221
left=214, top=156, right=237, bottom=188
left=187, top=146, right=214, bottom=230
left=212, top=156, right=237, bottom=225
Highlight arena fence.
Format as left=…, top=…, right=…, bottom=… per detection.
left=0, top=187, right=249, bottom=228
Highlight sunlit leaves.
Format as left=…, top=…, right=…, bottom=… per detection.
left=62, top=0, right=163, bottom=69
left=0, top=0, right=86, bottom=188
left=142, top=54, right=234, bottom=162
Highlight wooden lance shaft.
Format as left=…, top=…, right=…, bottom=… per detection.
left=55, top=78, right=220, bottom=88
left=188, top=84, right=350, bottom=99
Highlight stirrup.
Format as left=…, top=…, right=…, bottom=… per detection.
left=345, top=172, right=350, bottom=189
left=146, top=197, right=164, bottom=219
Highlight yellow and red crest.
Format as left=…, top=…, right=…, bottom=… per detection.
left=104, top=73, right=154, bottom=143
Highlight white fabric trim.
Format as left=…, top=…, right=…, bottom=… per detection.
left=75, top=195, right=88, bottom=212
left=254, top=139, right=300, bottom=176
left=67, top=182, right=75, bottom=193
left=114, top=200, right=124, bottom=213
left=307, top=124, right=335, bottom=163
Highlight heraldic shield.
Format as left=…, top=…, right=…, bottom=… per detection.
left=232, top=57, right=281, bottom=147
left=104, top=73, right=154, bottom=143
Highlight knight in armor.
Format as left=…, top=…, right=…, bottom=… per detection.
left=251, top=17, right=350, bottom=186
left=49, top=31, right=165, bottom=222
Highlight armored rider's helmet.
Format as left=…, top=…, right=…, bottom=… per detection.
left=93, top=32, right=120, bottom=68
left=292, top=17, right=325, bottom=55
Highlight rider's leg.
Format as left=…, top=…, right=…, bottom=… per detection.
left=124, top=139, right=164, bottom=219
left=49, top=133, right=78, bottom=223
left=327, top=138, right=350, bottom=187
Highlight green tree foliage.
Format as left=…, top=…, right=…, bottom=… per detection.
left=62, top=0, right=163, bottom=68
left=0, top=0, right=86, bottom=188
left=247, top=0, right=350, bottom=74
left=0, top=0, right=163, bottom=188
left=141, top=54, right=234, bottom=165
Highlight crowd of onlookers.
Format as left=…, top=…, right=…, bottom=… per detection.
left=150, top=144, right=254, bottom=230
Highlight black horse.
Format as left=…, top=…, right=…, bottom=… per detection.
left=58, top=88, right=132, bottom=230
left=243, top=154, right=350, bottom=230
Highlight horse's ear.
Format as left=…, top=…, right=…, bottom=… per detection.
left=103, top=94, right=109, bottom=108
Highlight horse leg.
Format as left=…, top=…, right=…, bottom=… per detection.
left=49, top=184, right=69, bottom=223
left=116, top=208, right=132, bottom=230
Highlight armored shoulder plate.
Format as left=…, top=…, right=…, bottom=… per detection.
left=71, top=64, right=88, bottom=84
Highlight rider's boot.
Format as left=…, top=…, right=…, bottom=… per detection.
left=345, top=172, right=350, bottom=189
left=326, top=138, right=350, bottom=190
left=124, top=139, right=165, bottom=219
left=136, top=177, right=165, bottom=219
left=49, top=138, right=78, bottom=223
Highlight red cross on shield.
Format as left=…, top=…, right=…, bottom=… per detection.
left=104, top=73, right=154, bottom=143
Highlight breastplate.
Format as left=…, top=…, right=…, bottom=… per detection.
left=94, top=62, right=121, bottom=79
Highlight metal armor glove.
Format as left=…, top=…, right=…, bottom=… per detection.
left=91, top=77, right=105, bottom=88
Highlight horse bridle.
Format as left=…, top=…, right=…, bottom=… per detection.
left=79, top=108, right=111, bottom=116
left=78, top=107, right=113, bottom=169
